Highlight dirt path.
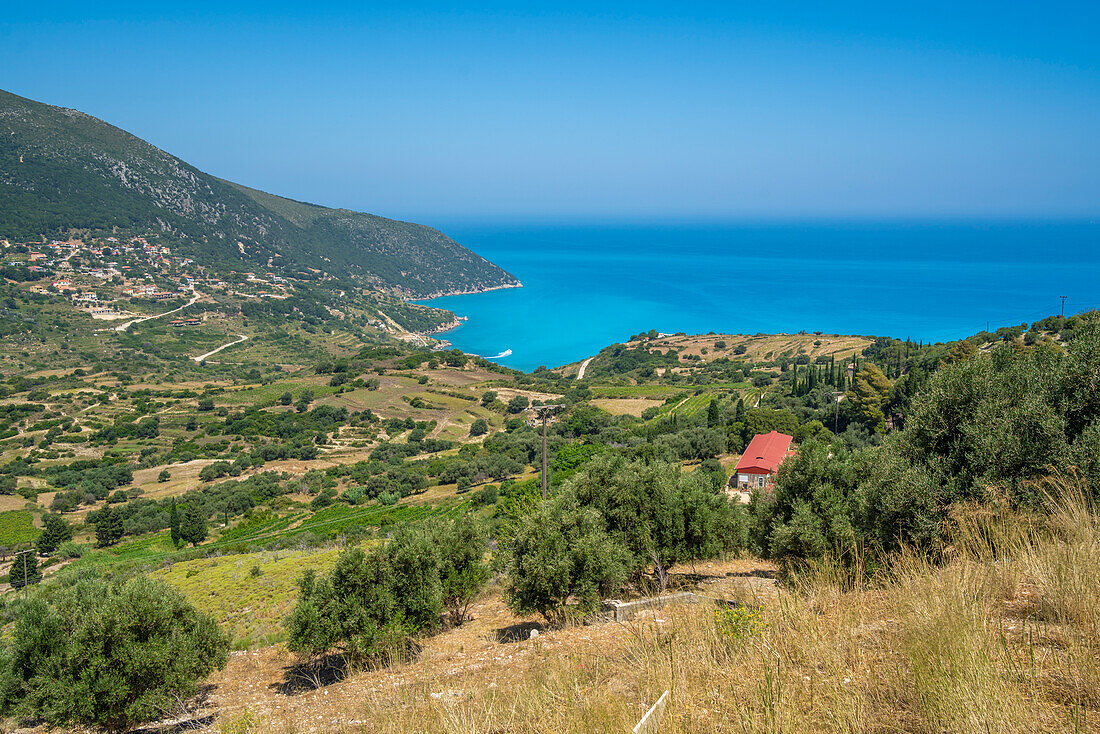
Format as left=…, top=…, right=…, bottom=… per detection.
left=112, top=291, right=201, bottom=332
left=194, top=334, right=249, bottom=362
left=576, top=356, right=594, bottom=379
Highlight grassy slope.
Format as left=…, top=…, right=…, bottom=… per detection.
left=199, top=481, right=1099, bottom=734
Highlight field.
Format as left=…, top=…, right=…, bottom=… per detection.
left=639, top=332, right=873, bottom=363
left=154, top=548, right=345, bottom=649
left=0, top=510, right=39, bottom=547
left=589, top=398, right=661, bottom=416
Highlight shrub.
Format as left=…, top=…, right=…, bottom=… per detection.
left=285, top=519, right=488, bottom=660
left=714, top=604, right=766, bottom=643
left=469, top=418, right=489, bottom=437
left=310, top=487, right=337, bottom=510
left=471, top=484, right=499, bottom=507
left=0, top=576, right=229, bottom=733
left=504, top=498, right=629, bottom=626
left=56, top=541, right=85, bottom=559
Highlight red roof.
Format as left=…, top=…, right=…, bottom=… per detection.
left=734, top=431, right=793, bottom=475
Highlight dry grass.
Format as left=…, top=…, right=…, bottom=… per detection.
left=633, top=333, right=872, bottom=363
left=590, top=398, right=663, bottom=417
left=193, top=477, right=1100, bottom=733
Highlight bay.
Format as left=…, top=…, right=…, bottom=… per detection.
left=418, top=220, right=1100, bottom=372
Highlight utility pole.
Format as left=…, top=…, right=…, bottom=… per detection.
left=1060, top=295, right=1068, bottom=318
left=536, top=404, right=565, bottom=499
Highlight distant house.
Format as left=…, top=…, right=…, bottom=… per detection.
left=731, top=431, right=794, bottom=490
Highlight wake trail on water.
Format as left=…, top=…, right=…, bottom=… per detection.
left=486, top=349, right=512, bottom=359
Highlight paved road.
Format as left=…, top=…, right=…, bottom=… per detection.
left=577, top=356, right=594, bottom=379
left=193, top=334, right=249, bottom=363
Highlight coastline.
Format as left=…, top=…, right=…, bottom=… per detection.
left=422, top=317, right=463, bottom=336
left=412, top=280, right=523, bottom=301
left=413, top=280, right=523, bottom=341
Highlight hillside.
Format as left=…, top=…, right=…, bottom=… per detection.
left=0, top=89, right=519, bottom=297
left=0, top=310, right=1096, bottom=732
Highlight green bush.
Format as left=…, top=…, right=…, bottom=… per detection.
left=285, top=519, right=488, bottom=661
left=56, top=541, right=85, bottom=560
left=564, top=454, right=745, bottom=585
left=504, top=497, right=629, bottom=625
left=471, top=484, right=499, bottom=507
left=0, top=576, right=229, bottom=733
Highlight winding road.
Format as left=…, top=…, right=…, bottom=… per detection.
left=193, top=334, right=249, bottom=363
left=576, top=356, right=594, bottom=380
left=113, top=291, right=201, bottom=332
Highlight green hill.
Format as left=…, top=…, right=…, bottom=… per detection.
left=0, top=89, right=519, bottom=297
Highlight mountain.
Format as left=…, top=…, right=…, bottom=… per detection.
left=0, top=89, right=519, bottom=297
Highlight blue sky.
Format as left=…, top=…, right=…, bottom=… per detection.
left=4, top=1, right=1099, bottom=221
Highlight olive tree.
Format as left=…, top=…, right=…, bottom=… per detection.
left=285, top=518, right=489, bottom=664
left=0, top=576, right=229, bottom=733
left=504, top=497, right=629, bottom=625
left=434, top=516, right=489, bottom=627
left=563, top=454, right=744, bottom=590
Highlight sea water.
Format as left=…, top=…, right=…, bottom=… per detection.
left=417, top=220, right=1100, bottom=372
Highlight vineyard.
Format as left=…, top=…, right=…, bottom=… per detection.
left=0, top=510, right=38, bottom=548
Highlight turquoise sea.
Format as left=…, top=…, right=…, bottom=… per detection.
left=418, top=221, right=1100, bottom=372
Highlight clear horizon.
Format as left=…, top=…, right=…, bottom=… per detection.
left=6, top=1, right=1099, bottom=221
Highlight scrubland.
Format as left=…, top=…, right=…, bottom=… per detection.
left=203, top=477, right=1099, bottom=734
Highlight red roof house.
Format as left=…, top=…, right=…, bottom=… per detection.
left=732, top=431, right=793, bottom=490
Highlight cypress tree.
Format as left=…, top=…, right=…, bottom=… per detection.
left=95, top=505, right=125, bottom=548
left=179, top=504, right=208, bottom=547
left=169, top=501, right=181, bottom=548
left=9, top=549, right=41, bottom=589
left=36, top=514, right=73, bottom=555
left=706, top=398, right=721, bottom=428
